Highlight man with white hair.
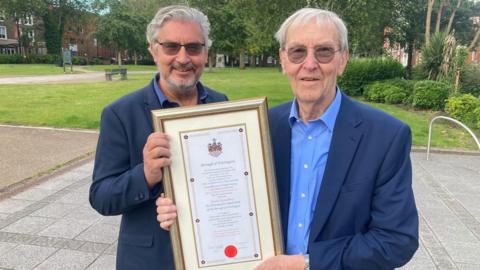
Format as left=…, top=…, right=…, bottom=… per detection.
left=89, top=5, right=227, bottom=270
left=256, top=8, right=419, bottom=270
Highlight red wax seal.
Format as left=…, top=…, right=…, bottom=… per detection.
left=224, top=245, right=237, bottom=258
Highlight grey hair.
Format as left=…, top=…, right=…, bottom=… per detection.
left=275, top=8, right=348, bottom=52
left=146, top=5, right=212, bottom=48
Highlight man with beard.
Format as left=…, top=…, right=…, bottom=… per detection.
left=89, top=5, right=227, bottom=270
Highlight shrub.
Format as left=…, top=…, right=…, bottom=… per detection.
left=475, top=107, right=480, bottom=129
left=29, top=54, right=61, bottom=64
left=412, top=80, right=451, bottom=110
left=338, top=57, right=404, bottom=96
left=0, top=54, right=25, bottom=64
left=364, top=80, right=410, bottom=104
left=90, top=57, right=103, bottom=65
left=384, top=88, right=407, bottom=104
left=72, top=56, right=87, bottom=65
left=460, top=63, right=480, bottom=98
left=445, top=94, right=480, bottom=127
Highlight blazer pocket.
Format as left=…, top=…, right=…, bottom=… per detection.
left=119, top=233, right=153, bottom=247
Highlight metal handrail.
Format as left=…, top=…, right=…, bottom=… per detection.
left=427, top=116, right=480, bottom=160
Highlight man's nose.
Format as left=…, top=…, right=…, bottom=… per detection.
left=302, top=50, right=318, bottom=70
left=175, top=46, right=190, bottom=64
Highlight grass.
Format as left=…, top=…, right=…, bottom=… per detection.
left=0, top=64, right=157, bottom=76
left=82, top=64, right=157, bottom=72
left=0, top=67, right=478, bottom=149
left=0, top=64, right=67, bottom=76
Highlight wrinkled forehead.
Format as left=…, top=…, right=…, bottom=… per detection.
left=285, top=19, right=340, bottom=47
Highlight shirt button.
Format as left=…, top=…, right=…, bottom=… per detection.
left=304, top=164, right=308, bottom=169
left=308, top=135, right=312, bottom=140
left=301, top=193, right=306, bottom=198
left=298, top=223, right=303, bottom=228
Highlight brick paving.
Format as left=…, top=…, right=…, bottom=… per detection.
left=0, top=151, right=478, bottom=269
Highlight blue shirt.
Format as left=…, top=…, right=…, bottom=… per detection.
left=152, top=74, right=209, bottom=107
left=286, top=89, right=342, bottom=255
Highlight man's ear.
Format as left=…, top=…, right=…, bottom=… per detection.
left=337, top=50, right=349, bottom=76
left=148, top=44, right=157, bottom=63
left=279, top=49, right=286, bottom=74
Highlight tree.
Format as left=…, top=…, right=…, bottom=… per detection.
left=0, top=0, right=44, bottom=55
left=426, top=0, right=435, bottom=44
left=39, top=0, right=89, bottom=55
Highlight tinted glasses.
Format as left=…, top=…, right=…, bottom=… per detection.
left=157, top=42, right=205, bottom=56
left=287, top=46, right=340, bottom=64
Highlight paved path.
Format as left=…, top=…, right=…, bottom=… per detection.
left=0, top=125, right=98, bottom=194
left=0, top=71, right=155, bottom=84
left=0, top=151, right=478, bottom=269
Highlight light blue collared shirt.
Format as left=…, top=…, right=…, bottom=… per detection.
left=286, top=88, right=342, bottom=255
left=152, top=74, right=208, bottom=107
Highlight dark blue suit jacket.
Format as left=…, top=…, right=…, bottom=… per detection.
left=89, top=79, right=227, bottom=270
left=269, top=93, right=419, bottom=270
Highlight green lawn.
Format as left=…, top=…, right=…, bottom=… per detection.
left=82, top=64, right=158, bottom=72
left=0, top=64, right=67, bottom=76
left=0, top=64, right=157, bottom=76
left=0, top=67, right=478, bottom=149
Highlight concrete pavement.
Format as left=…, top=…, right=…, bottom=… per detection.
left=0, top=125, right=98, bottom=196
left=0, top=151, right=479, bottom=269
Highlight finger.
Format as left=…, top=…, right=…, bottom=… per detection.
left=147, top=147, right=171, bottom=159
left=157, top=212, right=177, bottom=223
left=156, top=196, right=173, bottom=206
left=160, top=219, right=175, bottom=231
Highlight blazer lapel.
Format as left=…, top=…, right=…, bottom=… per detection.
left=144, top=79, right=162, bottom=132
left=271, top=104, right=292, bottom=238
left=309, top=95, right=363, bottom=241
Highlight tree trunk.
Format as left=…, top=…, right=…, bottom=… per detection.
left=134, top=51, right=138, bottom=65
left=406, top=41, right=415, bottom=79
left=435, top=0, right=446, bottom=34
left=446, top=0, right=462, bottom=34
left=118, top=51, right=122, bottom=66
left=239, top=48, right=245, bottom=69
left=467, top=28, right=480, bottom=51
left=208, top=53, right=214, bottom=72
left=250, top=55, right=255, bottom=68
left=426, top=0, right=435, bottom=45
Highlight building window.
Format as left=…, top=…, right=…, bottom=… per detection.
left=0, top=26, right=6, bottom=39
left=22, top=15, right=33, bottom=25
left=27, top=29, right=34, bottom=42
left=0, top=10, right=5, bottom=21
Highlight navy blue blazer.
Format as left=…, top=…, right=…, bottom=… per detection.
left=90, top=79, right=228, bottom=270
left=269, top=93, right=419, bottom=269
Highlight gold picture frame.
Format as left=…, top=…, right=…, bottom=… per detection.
left=151, top=97, right=284, bottom=270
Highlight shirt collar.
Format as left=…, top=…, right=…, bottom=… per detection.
left=288, top=87, right=342, bottom=132
left=152, top=73, right=208, bottom=107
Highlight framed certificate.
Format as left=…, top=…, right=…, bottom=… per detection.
left=151, top=98, right=284, bottom=270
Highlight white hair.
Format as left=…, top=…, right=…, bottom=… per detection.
left=275, top=8, right=348, bottom=51
left=146, top=5, right=212, bottom=47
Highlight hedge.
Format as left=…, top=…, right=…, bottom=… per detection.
left=445, top=94, right=480, bottom=127
left=338, top=57, right=404, bottom=96
left=412, top=80, right=451, bottom=110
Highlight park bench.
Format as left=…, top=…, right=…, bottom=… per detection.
left=105, top=68, right=127, bottom=81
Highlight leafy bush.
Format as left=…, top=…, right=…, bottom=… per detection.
left=90, top=57, right=103, bottom=65
left=475, top=107, right=480, bottom=129
left=338, top=57, right=404, bottom=96
left=445, top=94, right=480, bottom=127
left=460, top=63, right=480, bottom=98
left=28, top=54, right=61, bottom=64
left=0, top=54, right=25, bottom=64
left=411, top=64, right=429, bottom=80
left=72, top=56, right=87, bottom=65
left=384, top=88, right=407, bottom=104
left=364, top=80, right=410, bottom=104
left=412, top=80, right=451, bottom=110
